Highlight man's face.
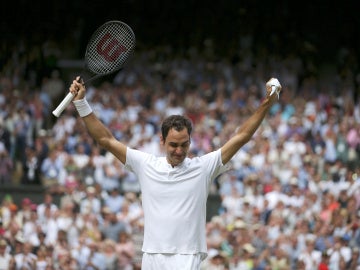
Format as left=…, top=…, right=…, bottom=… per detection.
left=162, top=128, right=190, bottom=167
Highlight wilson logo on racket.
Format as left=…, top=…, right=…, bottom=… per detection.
left=96, top=33, right=127, bottom=62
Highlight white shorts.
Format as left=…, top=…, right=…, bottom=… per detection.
left=141, top=253, right=204, bottom=270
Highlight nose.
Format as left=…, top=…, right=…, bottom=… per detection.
left=175, top=146, right=183, bottom=155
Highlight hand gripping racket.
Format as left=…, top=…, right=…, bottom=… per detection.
left=52, top=20, right=136, bottom=117
left=268, top=78, right=281, bottom=99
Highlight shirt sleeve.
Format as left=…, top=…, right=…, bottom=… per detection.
left=200, top=149, right=231, bottom=182
left=124, top=147, right=152, bottom=174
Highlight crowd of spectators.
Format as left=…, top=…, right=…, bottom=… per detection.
left=1, top=30, right=360, bottom=269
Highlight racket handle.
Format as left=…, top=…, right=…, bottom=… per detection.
left=52, top=92, right=75, bottom=117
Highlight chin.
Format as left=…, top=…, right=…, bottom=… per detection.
left=170, top=157, right=184, bottom=166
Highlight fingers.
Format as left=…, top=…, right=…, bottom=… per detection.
left=266, top=78, right=281, bottom=90
left=69, top=76, right=86, bottom=99
left=266, top=78, right=282, bottom=100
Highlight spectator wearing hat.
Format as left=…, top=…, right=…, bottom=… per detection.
left=232, top=219, right=250, bottom=244
left=206, top=216, right=227, bottom=251
left=200, top=248, right=227, bottom=270
left=100, top=239, right=118, bottom=270
left=230, top=243, right=256, bottom=270
left=0, top=238, right=15, bottom=270
left=269, top=245, right=290, bottom=270
left=80, top=186, right=102, bottom=216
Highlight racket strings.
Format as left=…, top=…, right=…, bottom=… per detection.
left=86, top=21, right=135, bottom=75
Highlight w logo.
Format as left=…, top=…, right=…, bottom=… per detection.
left=96, top=33, right=127, bottom=62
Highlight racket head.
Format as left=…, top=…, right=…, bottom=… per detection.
left=85, top=20, right=136, bottom=76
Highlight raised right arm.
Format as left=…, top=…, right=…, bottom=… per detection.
left=70, top=77, right=127, bottom=164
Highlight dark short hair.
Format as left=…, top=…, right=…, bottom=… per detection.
left=161, top=115, right=192, bottom=141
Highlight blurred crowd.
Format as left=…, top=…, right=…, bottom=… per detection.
left=1, top=32, right=360, bottom=269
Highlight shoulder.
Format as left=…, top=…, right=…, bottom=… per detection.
left=185, top=150, right=223, bottom=169
left=127, top=148, right=154, bottom=160
left=198, top=149, right=222, bottom=162
left=125, top=148, right=163, bottom=171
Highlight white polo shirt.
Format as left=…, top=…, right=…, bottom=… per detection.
left=125, top=148, right=226, bottom=256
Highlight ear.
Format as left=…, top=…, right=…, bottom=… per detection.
left=160, top=134, right=165, bottom=145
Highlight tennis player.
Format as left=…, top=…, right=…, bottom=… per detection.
left=69, top=76, right=281, bottom=270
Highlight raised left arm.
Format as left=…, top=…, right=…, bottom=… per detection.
left=221, top=78, right=281, bottom=164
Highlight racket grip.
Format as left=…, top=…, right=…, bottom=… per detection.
left=52, top=92, right=75, bottom=117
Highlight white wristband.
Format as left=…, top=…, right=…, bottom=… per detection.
left=73, top=98, right=93, bottom=117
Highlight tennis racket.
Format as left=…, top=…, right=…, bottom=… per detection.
left=52, top=20, right=136, bottom=117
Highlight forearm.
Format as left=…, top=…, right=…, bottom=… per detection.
left=74, top=99, right=127, bottom=164
left=236, top=96, right=274, bottom=139
left=69, top=77, right=128, bottom=160
left=221, top=95, right=275, bottom=164
left=82, top=113, right=114, bottom=148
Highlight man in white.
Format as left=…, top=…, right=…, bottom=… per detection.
left=68, top=77, right=281, bottom=269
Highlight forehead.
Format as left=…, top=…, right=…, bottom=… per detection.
left=165, top=128, right=190, bottom=143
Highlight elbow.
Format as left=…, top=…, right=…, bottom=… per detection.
left=97, top=137, right=112, bottom=151
left=235, top=128, right=253, bottom=143
left=241, top=133, right=253, bottom=144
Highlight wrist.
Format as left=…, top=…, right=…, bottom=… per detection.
left=73, top=98, right=93, bottom=117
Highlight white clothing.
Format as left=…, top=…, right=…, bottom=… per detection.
left=37, top=203, right=58, bottom=222
left=39, top=217, right=58, bottom=246
left=265, top=191, right=288, bottom=210
left=80, top=197, right=102, bottom=215
left=125, top=148, right=226, bottom=256
left=0, top=253, right=13, bottom=270
left=142, top=252, right=203, bottom=270
left=72, top=153, right=90, bottom=169
left=14, top=253, right=37, bottom=270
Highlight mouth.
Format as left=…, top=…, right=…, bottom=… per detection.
left=173, top=154, right=184, bottom=160
left=169, top=154, right=184, bottom=165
